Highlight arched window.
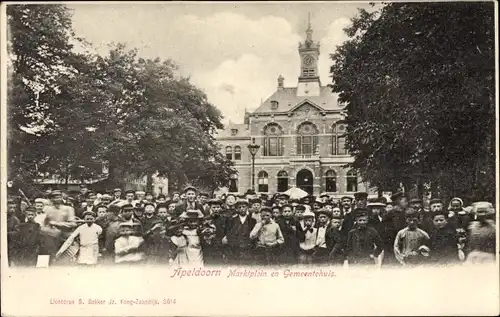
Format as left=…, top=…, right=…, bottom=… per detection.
left=346, top=169, right=358, bottom=192
left=277, top=170, right=288, bottom=192
left=262, top=124, right=284, bottom=156
left=325, top=170, right=337, bottom=192
left=331, top=123, right=347, bottom=155
left=234, top=146, right=241, bottom=160
left=225, top=146, right=233, bottom=160
left=229, top=174, right=238, bottom=192
left=297, top=122, right=318, bottom=156
left=258, top=171, right=269, bottom=193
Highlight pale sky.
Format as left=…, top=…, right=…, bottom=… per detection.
left=68, top=2, right=375, bottom=123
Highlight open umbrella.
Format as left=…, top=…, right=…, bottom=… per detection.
left=283, top=187, right=308, bottom=200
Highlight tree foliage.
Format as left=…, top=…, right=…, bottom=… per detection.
left=7, top=4, right=234, bottom=195
left=330, top=2, right=495, bottom=203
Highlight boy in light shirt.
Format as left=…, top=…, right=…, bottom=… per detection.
left=114, top=222, right=146, bottom=265
left=250, top=207, right=284, bottom=266
left=297, top=210, right=317, bottom=266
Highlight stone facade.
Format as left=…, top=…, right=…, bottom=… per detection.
left=215, top=18, right=376, bottom=198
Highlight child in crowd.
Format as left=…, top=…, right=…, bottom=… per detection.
left=15, top=207, right=42, bottom=266
left=429, top=211, right=459, bottom=265
left=394, top=209, right=430, bottom=266
left=167, top=221, right=189, bottom=266
left=56, top=211, right=102, bottom=266
left=250, top=207, right=284, bottom=266
left=327, top=215, right=344, bottom=265
left=114, top=222, right=145, bottom=265
left=296, top=210, right=317, bottom=265
left=277, top=204, right=299, bottom=265
left=313, top=209, right=331, bottom=264
left=345, top=210, right=383, bottom=267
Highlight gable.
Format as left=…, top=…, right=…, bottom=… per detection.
left=289, top=100, right=324, bottom=115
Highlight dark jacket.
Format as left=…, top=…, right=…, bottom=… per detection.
left=173, top=201, right=206, bottom=217
left=345, top=226, right=383, bottom=264
left=224, top=214, right=256, bottom=249
left=429, top=224, right=459, bottom=264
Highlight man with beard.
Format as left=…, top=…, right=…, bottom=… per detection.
left=39, top=190, right=77, bottom=264
left=222, top=199, right=256, bottom=266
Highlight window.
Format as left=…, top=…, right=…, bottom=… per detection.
left=271, top=101, right=279, bottom=110
left=296, top=122, right=318, bottom=156
left=229, top=174, right=238, bottom=192
left=258, top=171, right=269, bottom=192
left=303, top=68, right=315, bottom=76
left=346, top=169, right=358, bottom=192
left=231, top=129, right=238, bottom=136
left=262, top=124, right=284, bottom=156
left=277, top=170, right=288, bottom=192
left=325, top=170, right=337, bottom=192
left=225, top=146, right=232, bottom=160
left=234, top=146, right=241, bottom=160
left=331, top=123, right=347, bottom=155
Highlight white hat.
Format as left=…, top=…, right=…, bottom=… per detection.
left=135, top=191, right=145, bottom=195
left=302, top=210, right=315, bottom=218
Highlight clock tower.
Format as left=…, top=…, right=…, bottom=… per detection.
left=297, top=13, right=321, bottom=97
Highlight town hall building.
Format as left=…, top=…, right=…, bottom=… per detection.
left=216, top=19, right=373, bottom=198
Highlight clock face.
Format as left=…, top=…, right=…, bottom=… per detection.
left=303, top=55, right=314, bottom=65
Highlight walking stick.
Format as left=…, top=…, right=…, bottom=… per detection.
left=18, top=188, right=32, bottom=206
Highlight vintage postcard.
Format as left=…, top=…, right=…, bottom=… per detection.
left=1, top=1, right=499, bottom=316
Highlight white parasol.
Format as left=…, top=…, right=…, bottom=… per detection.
left=283, top=187, right=308, bottom=200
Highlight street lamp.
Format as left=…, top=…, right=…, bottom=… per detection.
left=247, top=138, right=261, bottom=192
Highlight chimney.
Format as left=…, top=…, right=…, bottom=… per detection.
left=277, top=75, right=284, bottom=89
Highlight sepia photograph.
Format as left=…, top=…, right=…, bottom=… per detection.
left=1, top=1, right=498, bottom=316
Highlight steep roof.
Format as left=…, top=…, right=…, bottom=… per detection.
left=216, top=122, right=250, bottom=139
left=252, top=86, right=341, bottom=114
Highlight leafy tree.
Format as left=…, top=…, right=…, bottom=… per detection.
left=330, top=2, right=495, bottom=203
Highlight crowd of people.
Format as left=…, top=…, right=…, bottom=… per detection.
left=6, top=184, right=497, bottom=268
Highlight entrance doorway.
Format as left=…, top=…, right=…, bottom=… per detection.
left=296, top=169, right=313, bottom=195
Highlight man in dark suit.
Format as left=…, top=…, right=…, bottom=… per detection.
left=173, top=186, right=205, bottom=217
left=222, top=199, right=256, bottom=266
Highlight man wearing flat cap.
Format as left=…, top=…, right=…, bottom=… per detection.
left=354, top=192, right=368, bottom=209
left=112, top=188, right=123, bottom=201
left=390, top=191, right=409, bottom=231
left=222, top=198, right=256, bottom=265
left=174, top=186, right=206, bottom=217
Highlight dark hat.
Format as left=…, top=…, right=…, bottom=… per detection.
left=295, top=204, right=306, bottom=211
left=125, top=189, right=135, bottom=195
left=282, top=203, right=293, bottom=210
left=95, top=203, right=108, bottom=210
left=259, top=193, right=268, bottom=200
left=199, top=192, right=209, bottom=197
left=83, top=211, right=97, bottom=218
left=155, top=203, right=168, bottom=210
left=245, top=189, right=256, bottom=196
left=404, top=208, right=418, bottom=217
left=354, top=192, right=368, bottom=200
left=391, top=192, right=405, bottom=202
left=429, top=198, right=443, bottom=205
left=113, top=188, right=122, bottom=193
left=121, top=204, right=135, bottom=211
left=143, top=202, right=156, bottom=210
left=277, top=193, right=290, bottom=199
left=185, top=210, right=204, bottom=219
left=248, top=197, right=261, bottom=205
left=235, top=198, right=249, bottom=206
left=319, top=193, right=329, bottom=198
left=410, top=198, right=423, bottom=204
left=354, top=208, right=369, bottom=219
left=377, top=197, right=388, bottom=204
left=145, top=192, right=153, bottom=196
left=208, top=198, right=222, bottom=205
left=157, top=194, right=166, bottom=199
left=300, top=195, right=314, bottom=204
left=183, top=186, right=197, bottom=193
left=260, top=206, right=272, bottom=214
left=25, top=206, right=36, bottom=213
left=341, top=196, right=353, bottom=201
left=49, top=190, right=63, bottom=197
left=317, top=209, right=332, bottom=218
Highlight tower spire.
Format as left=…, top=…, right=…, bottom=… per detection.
left=306, top=12, right=313, bottom=43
